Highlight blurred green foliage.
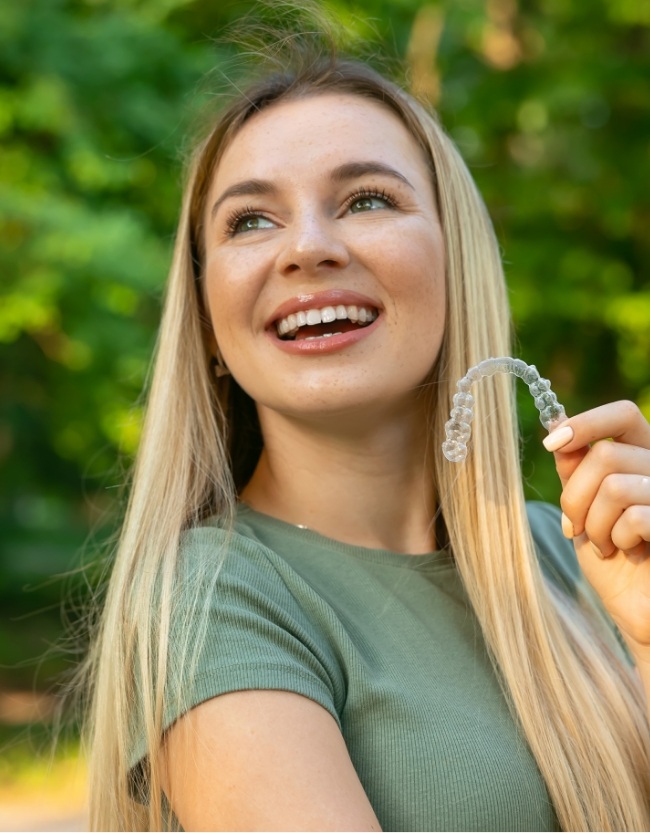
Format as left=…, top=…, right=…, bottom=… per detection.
left=1, top=0, right=648, bottom=690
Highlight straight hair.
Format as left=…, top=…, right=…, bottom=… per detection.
left=83, top=33, right=650, bottom=831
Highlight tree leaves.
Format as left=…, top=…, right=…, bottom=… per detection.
left=1, top=0, right=648, bottom=684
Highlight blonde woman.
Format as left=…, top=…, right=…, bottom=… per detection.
left=85, top=42, right=650, bottom=832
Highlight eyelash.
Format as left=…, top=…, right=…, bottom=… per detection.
left=342, top=186, right=397, bottom=211
left=224, top=204, right=265, bottom=237
left=224, top=187, right=399, bottom=237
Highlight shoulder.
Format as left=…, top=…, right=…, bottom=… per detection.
left=174, top=518, right=334, bottom=654
left=170, top=515, right=347, bottom=718
left=176, top=515, right=305, bottom=604
left=526, top=501, right=582, bottom=596
left=129, top=515, right=344, bottom=778
left=178, top=516, right=275, bottom=573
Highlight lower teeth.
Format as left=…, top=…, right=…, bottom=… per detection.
left=304, top=332, right=343, bottom=340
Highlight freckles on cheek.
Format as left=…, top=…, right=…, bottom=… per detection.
left=205, top=282, right=262, bottom=354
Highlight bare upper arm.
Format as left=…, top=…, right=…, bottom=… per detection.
left=159, top=689, right=382, bottom=831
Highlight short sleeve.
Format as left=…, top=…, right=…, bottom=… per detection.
left=171, top=526, right=344, bottom=723
left=129, top=526, right=345, bottom=777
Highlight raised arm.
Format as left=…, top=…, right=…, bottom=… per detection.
left=543, top=400, right=650, bottom=714
left=160, top=689, right=382, bottom=832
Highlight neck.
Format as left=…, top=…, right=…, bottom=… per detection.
left=240, top=403, right=437, bottom=554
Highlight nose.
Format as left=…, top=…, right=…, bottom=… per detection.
left=275, top=212, right=350, bottom=276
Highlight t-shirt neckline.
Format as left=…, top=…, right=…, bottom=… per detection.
left=236, top=503, right=451, bottom=569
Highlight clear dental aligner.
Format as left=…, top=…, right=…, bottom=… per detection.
left=442, top=357, right=567, bottom=463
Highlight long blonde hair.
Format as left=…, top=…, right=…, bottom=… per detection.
left=84, top=33, right=650, bottom=832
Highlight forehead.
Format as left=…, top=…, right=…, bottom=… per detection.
left=210, top=93, right=431, bottom=192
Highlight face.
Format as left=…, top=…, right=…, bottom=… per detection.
left=202, top=93, right=446, bottom=423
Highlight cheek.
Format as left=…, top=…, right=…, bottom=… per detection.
left=203, top=254, right=262, bottom=339
left=381, top=232, right=445, bottom=315
left=391, top=237, right=446, bottom=364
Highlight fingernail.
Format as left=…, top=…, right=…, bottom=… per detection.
left=543, top=424, right=574, bottom=452
left=591, top=542, right=604, bottom=560
left=561, top=513, right=574, bottom=539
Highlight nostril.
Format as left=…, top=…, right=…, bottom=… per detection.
left=276, top=224, right=351, bottom=275
left=283, top=258, right=339, bottom=274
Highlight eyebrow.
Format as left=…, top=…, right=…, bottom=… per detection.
left=330, top=161, right=414, bottom=189
left=209, top=160, right=414, bottom=219
left=210, top=179, right=276, bottom=219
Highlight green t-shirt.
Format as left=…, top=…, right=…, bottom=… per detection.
left=147, top=500, right=597, bottom=831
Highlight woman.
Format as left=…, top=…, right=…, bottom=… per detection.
left=85, top=38, right=650, bottom=832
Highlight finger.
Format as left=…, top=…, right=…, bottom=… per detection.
left=543, top=401, right=650, bottom=457
left=584, top=473, right=650, bottom=556
left=561, top=443, right=650, bottom=537
left=543, top=422, right=588, bottom=490
left=611, top=502, right=650, bottom=554
left=551, top=447, right=588, bottom=491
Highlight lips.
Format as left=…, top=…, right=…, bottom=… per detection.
left=268, top=290, right=381, bottom=338
left=266, top=290, right=382, bottom=354
left=276, top=304, right=378, bottom=340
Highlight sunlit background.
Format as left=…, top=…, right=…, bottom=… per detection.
left=1, top=0, right=649, bottom=827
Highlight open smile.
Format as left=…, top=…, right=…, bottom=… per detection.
left=267, top=290, right=383, bottom=354
left=275, top=304, right=379, bottom=341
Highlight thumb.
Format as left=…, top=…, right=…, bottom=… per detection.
left=542, top=420, right=588, bottom=488
left=550, top=446, right=588, bottom=489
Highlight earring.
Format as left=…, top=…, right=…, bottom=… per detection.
left=213, top=345, right=231, bottom=378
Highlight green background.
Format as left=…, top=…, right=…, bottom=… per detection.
left=1, top=0, right=649, bottom=697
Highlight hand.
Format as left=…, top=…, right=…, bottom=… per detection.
left=543, top=401, right=650, bottom=660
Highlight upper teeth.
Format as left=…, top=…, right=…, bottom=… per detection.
left=276, top=305, right=378, bottom=337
